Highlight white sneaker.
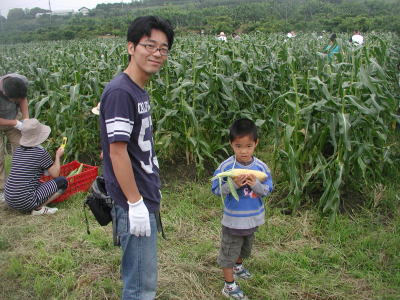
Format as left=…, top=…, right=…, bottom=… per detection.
left=0, top=191, right=5, bottom=203
left=222, top=282, right=248, bottom=300
left=31, top=206, right=58, bottom=215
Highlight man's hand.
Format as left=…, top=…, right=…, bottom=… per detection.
left=14, top=120, right=23, bottom=130
left=128, top=197, right=151, bottom=237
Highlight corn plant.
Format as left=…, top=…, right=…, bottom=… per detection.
left=1, top=32, right=398, bottom=216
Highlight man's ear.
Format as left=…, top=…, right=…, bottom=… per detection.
left=127, top=42, right=135, bottom=56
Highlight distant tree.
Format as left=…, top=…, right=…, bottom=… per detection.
left=1, top=0, right=399, bottom=44
left=7, top=8, right=26, bottom=20
left=29, top=7, right=49, bottom=18
left=0, top=15, right=5, bottom=31
left=62, top=29, right=75, bottom=40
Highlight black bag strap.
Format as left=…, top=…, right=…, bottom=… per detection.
left=111, top=205, right=120, bottom=246
left=155, top=211, right=166, bottom=240
left=83, top=201, right=91, bottom=235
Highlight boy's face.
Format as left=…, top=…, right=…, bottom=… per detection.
left=230, top=135, right=258, bottom=164
left=128, top=29, right=169, bottom=77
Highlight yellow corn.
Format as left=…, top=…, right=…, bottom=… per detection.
left=211, top=169, right=267, bottom=181
left=211, top=169, right=268, bottom=202
left=60, top=137, right=68, bottom=149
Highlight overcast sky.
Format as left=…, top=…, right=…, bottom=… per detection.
left=0, top=0, right=129, bottom=17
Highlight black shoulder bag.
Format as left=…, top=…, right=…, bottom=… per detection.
left=84, top=176, right=113, bottom=232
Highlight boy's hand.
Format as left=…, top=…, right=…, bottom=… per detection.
left=244, top=174, right=257, bottom=187
left=55, top=147, right=64, bottom=158
left=233, top=174, right=247, bottom=187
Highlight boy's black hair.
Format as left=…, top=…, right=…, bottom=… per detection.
left=127, top=16, right=174, bottom=60
left=229, top=118, right=258, bottom=142
left=2, top=77, right=27, bottom=99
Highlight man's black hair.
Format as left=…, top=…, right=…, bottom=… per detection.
left=3, top=77, right=27, bottom=99
left=127, top=16, right=174, bottom=61
left=229, top=118, right=258, bottom=142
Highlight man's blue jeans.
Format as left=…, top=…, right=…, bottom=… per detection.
left=113, top=204, right=158, bottom=300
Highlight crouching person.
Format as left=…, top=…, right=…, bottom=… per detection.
left=5, top=119, right=68, bottom=215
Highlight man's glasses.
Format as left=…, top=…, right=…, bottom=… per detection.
left=138, top=43, right=169, bottom=56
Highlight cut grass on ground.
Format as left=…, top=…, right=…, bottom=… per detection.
left=1, top=179, right=399, bottom=299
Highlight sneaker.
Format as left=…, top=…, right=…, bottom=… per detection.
left=234, top=265, right=252, bottom=279
left=0, top=191, right=4, bottom=203
left=222, top=283, right=248, bottom=300
left=31, top=206, right=58, bottom=215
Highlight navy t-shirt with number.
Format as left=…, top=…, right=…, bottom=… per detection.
left=99, top=72, right=161, bottom=212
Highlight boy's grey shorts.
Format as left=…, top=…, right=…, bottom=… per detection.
left=217, top=230, right=255, bottom=268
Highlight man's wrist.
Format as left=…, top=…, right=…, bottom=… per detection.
left=14, top=120, right=23, bottom=130
left=128, top=196, right=143, bottom=206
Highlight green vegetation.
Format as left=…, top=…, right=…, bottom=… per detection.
left=1, top=0, right=400, bottom=43
left=1, top=33, right=399, bottom=214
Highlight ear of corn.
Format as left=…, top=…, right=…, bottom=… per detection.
left=227, top=177, right=239, bottom=201
left=60, top=137, right=68, bottom=149
left=76, top=163, right=84, bottom=175
left=211, top=169, right=268, bottom=181
left=67, top=163, right=83, bottom=177
left=212, top=169, right=267, bottom=202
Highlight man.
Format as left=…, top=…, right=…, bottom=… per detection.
left=0, top=74, right=29, bottom=201
left=351, top=30, right=364, bottom=45
left=99, top=16, right=174, bottom=300
left=287, top=31, right=296, bottom=38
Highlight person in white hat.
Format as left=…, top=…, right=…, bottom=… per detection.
left=351, top=30, right=364, bottom=45
left=217, top=31, right=227, bottom=42
left=4, top=119, right=68, bottom=215
left=91, top=103, right=100, bottom=115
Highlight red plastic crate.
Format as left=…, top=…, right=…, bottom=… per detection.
left=40, top=160, right=98, bottom=203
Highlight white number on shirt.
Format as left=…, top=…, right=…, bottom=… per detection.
left=138, top=116, right=158, bottom=174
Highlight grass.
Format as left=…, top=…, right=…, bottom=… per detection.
left=1, top=156, right=399, bottom=299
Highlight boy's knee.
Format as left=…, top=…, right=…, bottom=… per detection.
left=54, top=176, right=68, bottom=191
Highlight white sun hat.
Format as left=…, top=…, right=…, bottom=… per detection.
left=20, top=119, right=51, bottom=147
left=91, top=103, right=100, bottom=115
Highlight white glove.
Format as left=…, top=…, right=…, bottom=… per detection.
left=14, top=120, right=23, bottom=130
left=128, top=197, right=151, bottom=237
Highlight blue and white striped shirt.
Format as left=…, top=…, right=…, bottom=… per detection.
left=211, top=156, right=273, bottom=230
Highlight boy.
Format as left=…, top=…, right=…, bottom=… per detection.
left=99, top=16, right=174, bottom=300
left=0, top=73, right=30, bottom=200
left=211, top=118, right=273, bottom=300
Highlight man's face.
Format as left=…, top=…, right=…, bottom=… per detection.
left=128, top=29, right=169, bottom=77
left=8, top=96, right=26, bottom=103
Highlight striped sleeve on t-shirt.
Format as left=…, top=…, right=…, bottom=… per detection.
left=102, top=89, right=135, bottom=143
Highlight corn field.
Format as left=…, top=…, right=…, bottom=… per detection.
left=1, top=32, right=399, bottom=215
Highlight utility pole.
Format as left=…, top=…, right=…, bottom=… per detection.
left=49, top=0, right=52, bottom=25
